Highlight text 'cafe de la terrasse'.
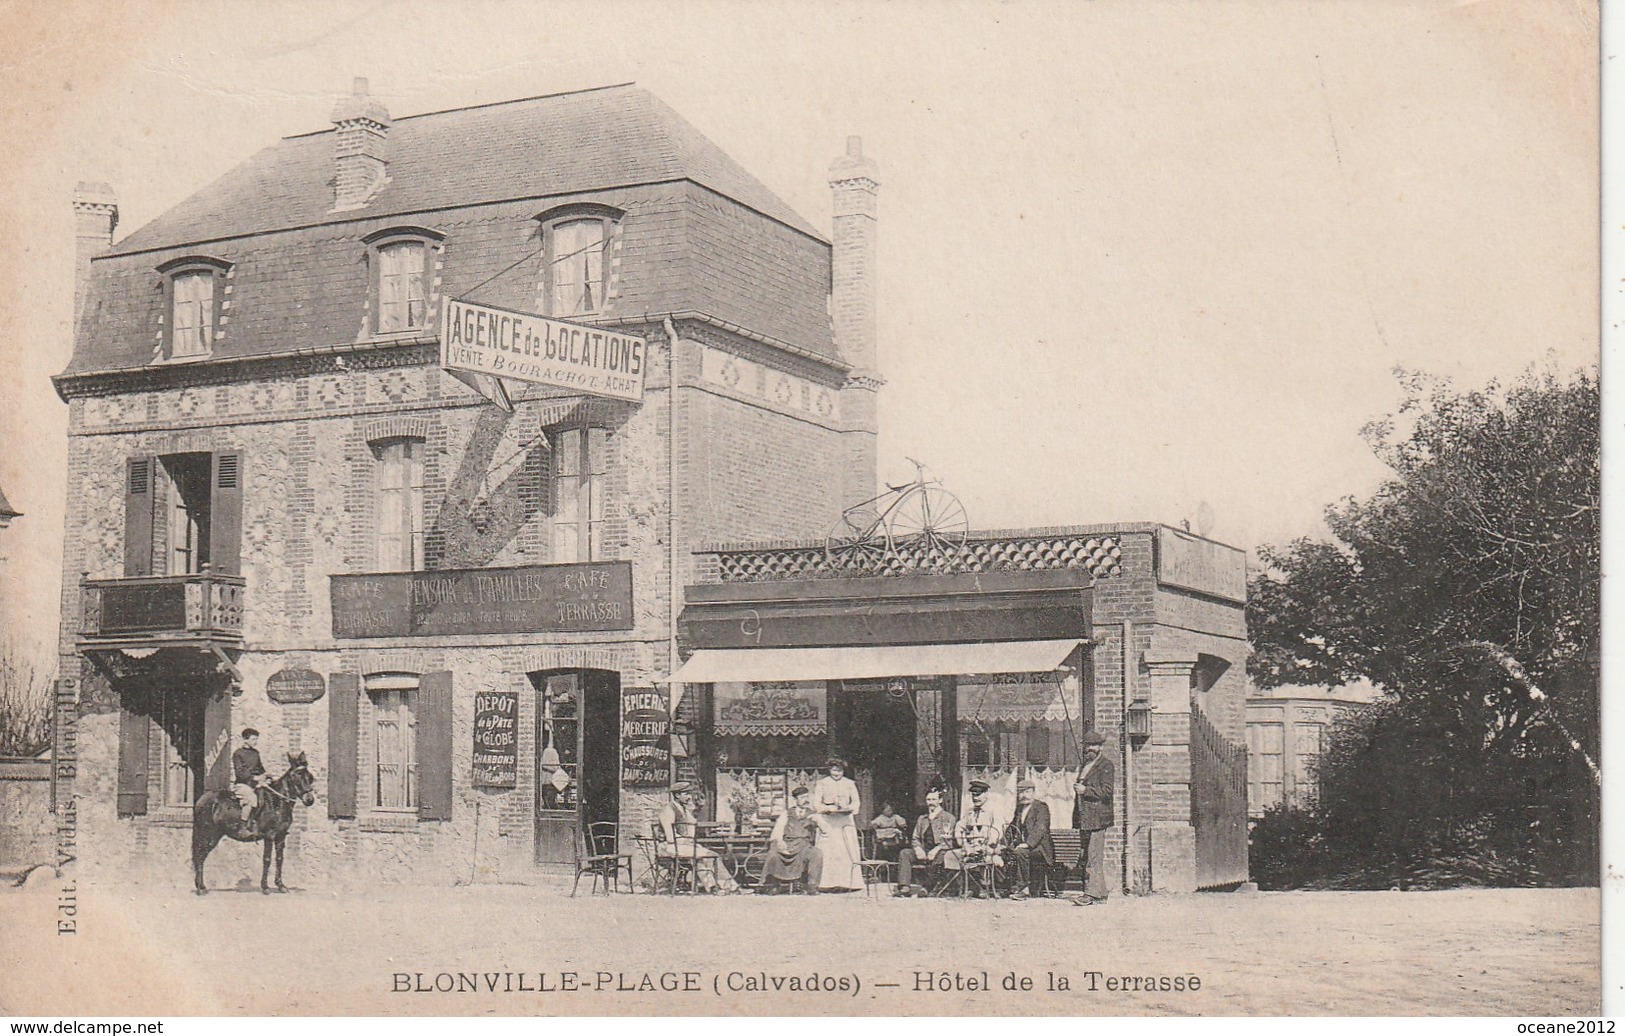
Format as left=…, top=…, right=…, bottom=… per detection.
left=53, top=80, right=1249, bottom=894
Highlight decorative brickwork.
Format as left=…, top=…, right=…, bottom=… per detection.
left=705, top=532, right=1125, bottom=582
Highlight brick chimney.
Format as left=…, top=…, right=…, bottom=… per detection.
left=331, top=77, right=391, bottom=211
left=73, top=181, right=118, bottom=332
left=830, top=136, right=881, bottom=509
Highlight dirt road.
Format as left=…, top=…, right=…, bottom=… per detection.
left=0, top=877, right=1599, bottom=1016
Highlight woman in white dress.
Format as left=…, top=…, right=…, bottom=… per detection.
left=812, top=758, right=863, bottom=891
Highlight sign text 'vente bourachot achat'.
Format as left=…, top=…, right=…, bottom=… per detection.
left=441, top=297, right=646, bottom=403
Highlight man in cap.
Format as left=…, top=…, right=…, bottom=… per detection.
left=1072, top=730, right=1116, bottom=905
left=952, top=779, right=1005, bottom=897
left=1005, top=778, right=1056, bottom=899
left=231, top=728, right=272, bottom=825
left=761, top=786, right=823, bottom=893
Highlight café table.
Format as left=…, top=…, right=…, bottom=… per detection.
left=696, top=823, right=773, bottom=888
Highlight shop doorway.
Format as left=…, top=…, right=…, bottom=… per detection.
left=531, top=668, right=620, bottom=866
left=831, top=681, right=920, bottom=821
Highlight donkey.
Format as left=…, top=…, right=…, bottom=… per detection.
left=191, top=751, right=317, bottom=895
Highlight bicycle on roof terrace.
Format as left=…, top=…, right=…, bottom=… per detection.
left=823, top=458, right=970, bottom=571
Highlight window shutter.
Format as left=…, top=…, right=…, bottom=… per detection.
left=327, top=673, right=360, bottom=819
left=124, top=457, right=155, bottom=577
left=117, top=702, right=150, bottom=816
left=202, top=688, right=233, bottom=791
left=209, top=451, right=243, bottom=574
left=416, top=670, right=454, bottom=821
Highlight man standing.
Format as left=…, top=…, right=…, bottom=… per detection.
left=232, top=728, right=271, bottom=825
left=897, top=788, right=956, bottom=896
left=1005, top=779, right=1055, bottom=899
left=1072, top=730, right=1116, bottom=905
left=762, top=786, right=824, bottom=893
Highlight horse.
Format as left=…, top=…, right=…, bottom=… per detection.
left=191, top=752, right=317, bottom=896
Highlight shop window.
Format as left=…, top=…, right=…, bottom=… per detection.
left=124, top=452, right=244, bottom=577
left=368, top=674, right=419, bottom=812
left=372, top=437, right=425, bottom=571
left=537, top=673, right=580, bottom=810
left=540, top=207, right=619, bottom=318
left=363, top=228, right=441, bottom=337
left=552, top=425, right=608, bottom=562
left=956, top=673, right=1082, bottom=770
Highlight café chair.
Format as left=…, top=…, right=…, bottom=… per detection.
left=572, top=821, right=634, bottom=897
left=857, top=828, right=895, bottom=899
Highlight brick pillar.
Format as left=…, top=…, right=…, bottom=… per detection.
left=1143, top=648, right=1197, bottom=893
left=829, top=137, right=882, bottom=510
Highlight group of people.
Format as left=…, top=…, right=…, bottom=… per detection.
left=653, top=731, right=1116, bottom=902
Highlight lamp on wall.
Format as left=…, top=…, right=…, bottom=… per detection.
left=1126, top=699, right=1153, bottom=743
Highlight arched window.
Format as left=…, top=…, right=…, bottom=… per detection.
left=363, top=227, right=443, bottom=336
left=538, top=205, right=621, bottom=319
left=156, top=255, right=231, bottom=361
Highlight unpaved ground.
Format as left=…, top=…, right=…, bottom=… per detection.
left=0, top=877, right=1599, bottom=1016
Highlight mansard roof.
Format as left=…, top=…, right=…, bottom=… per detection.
left=65, top=85, right=836, bottom=380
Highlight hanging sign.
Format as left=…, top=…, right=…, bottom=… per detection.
left=441, top=297, right=647, bottom=407
left=620, top=686, right=671, bottom=788
left=472, top=691, right=519, bottom=789
left=266, top=668, right=326, bottom=704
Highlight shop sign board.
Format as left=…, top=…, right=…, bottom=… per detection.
left=472, top=691, right=519, bottom=789
left=330, top=561, right=633, bottom=639
left=620, top=686, right=670, bottom=788
left=440, top=297, right=647, bottom=406
left=1157, top=526, right=1247, bottom=604
left=266, top=668, right=326, bottom=704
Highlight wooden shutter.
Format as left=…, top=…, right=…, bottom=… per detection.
left=209, top=451, right=243, bottom=575
left=116, top=700, right=150, bottom=816
left=202, top=688, right=232, bottom=792
left=416, top=670, right=454, bottom=821
left=124, top=457, right=155, bottom=577
left=327, top=673, right=360, bottom=819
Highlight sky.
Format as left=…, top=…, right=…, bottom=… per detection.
left=0, top=0, right=1599, bottom=663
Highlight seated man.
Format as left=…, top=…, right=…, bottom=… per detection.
left=231, top=728, right=273, bottom=826
left=949, top=779, right=1005, bottom=897
left=761, top=786, right=823, bottom=893
left=896, top=788, right=956, bottom=896
left=657, top=782, right=739, bottom=893
left=869, top=802, right=908, bottom=863
left=1003, top=779, right=1056, bottom=899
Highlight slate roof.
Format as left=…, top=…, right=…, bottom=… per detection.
left=67, top=85, right=837, bottom=378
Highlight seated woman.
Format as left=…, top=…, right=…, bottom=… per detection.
left=869, top=802, right=909, bottom=863
left=761, top=786, right=823, bottom=893
left=657, top=782, right=739, bottom=893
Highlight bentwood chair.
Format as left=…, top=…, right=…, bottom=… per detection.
left=571, top=822, right=634, bottom=896
left=857, top=828, right=895, bottom=898
left=641, top=821, right=701, bottom=895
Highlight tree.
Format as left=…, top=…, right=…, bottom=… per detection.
left=1248, top=365, right=1599, bottom=886
left=0, top=640, right=55, bottom=757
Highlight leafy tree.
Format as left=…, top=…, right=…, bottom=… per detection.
left=1247, top=365, right=1599, bottom=886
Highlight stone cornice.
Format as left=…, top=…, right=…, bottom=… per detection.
left=54, top=340, right=438, bottom=400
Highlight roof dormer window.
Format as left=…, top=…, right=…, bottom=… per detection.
left=364, top=227, right=443, bottom=337
left=156, top=256, right=231, bottom=362
left=538, top=205, right=622, bottom=320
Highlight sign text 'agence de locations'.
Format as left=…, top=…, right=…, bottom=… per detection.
left=441, top=297, right=646, bottom=403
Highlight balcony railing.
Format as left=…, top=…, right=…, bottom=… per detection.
left=79, top=571, right=246, bottom=646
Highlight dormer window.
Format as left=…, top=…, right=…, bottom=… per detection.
left=363, top=227, right=443, bottom=337
left=539, top=205, right=621, bottom=319
left=157, top=256, right=230, bottom=361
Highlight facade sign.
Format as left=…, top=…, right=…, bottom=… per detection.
left=330, top=561, right=634, bottom=639
left=472, top=691, right=519, bottom=789
left=620, top=686, right=670, bottom=788
left=1157, top=526, right=1247, bottom=604
left=265, top=668, right=326, bottom=704
left=441, top=297, right=646, bottom=404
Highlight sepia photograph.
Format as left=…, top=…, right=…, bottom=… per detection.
left=0, top=0, right=1605, bottom=1020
